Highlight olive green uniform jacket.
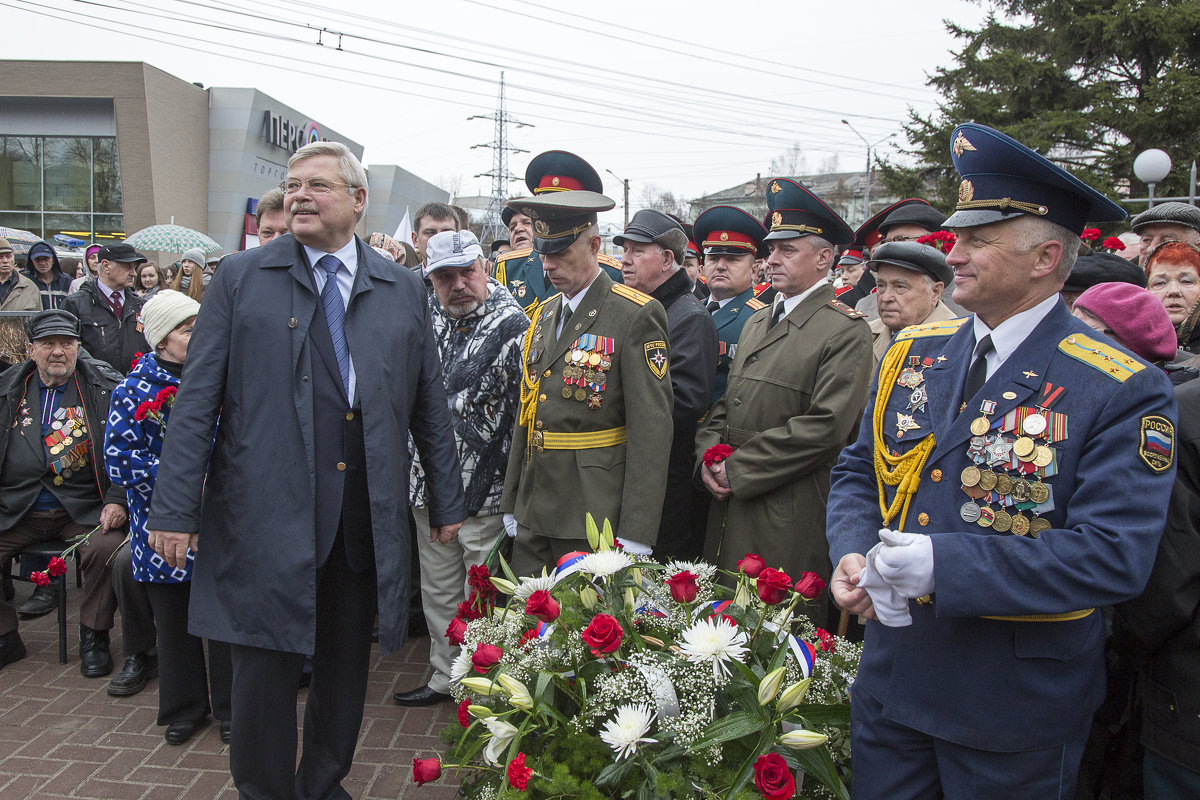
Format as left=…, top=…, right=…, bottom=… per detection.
left=695, top=283, right=872, bottom=593
left=500, top=270, right=674, bottom=545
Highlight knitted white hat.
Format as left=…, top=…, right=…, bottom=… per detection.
left=142, top=289, right=201, bottom=350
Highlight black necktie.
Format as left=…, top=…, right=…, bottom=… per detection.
left=559, top=303, right=573, bottom=337
left=706, top=300, right=720, bottom=314
left=963, top=334, right=994, bottom=402
left=767, top=302, right=785, bottom=330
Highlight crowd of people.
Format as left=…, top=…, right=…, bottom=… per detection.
left=0, top=127, right=1197, bottom=800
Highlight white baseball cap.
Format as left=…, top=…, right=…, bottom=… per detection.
left=423, top=230, right=484, bottom=277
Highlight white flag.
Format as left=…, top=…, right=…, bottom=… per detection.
left=393, top=207, right=412, bottom=245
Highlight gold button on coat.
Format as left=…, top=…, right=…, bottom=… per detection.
left=539, top=393, right=547, bottom=403
left=918, top=513, right=929, bottom=526
left=931, top=469, right=942, bottom=482
left=336, top=462, right=347, bottom=471
left=345, top=412, right=354, bottom=420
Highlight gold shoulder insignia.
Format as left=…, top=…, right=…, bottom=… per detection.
left=827, top=299, right=866, bottom=319
left=611, top=283, right=652, bottom=306
left=1058, top=333, right=1146, bottom=382
left=746, top=298, right=767, bottom=311
left=497, top=247, right=533, bottom=263
left=494, top=261, right=506, bottom=284
left=894, top=317, right=968, bottom=341
left=598, top=253, right=622, bottom=268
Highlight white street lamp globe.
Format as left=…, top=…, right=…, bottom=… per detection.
left=1133, top=149, right=1173, bottom=184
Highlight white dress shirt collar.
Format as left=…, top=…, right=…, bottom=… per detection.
left=970, top=293, right=1060, bottom=379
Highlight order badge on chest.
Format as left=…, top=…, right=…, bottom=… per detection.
left=562, top=334, right=613, bottom=409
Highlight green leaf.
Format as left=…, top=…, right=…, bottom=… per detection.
left=691, top=711, right=767, bottom=750
left=791, top=703, right=851, bottom=727
left=595, top=757, right=633, bottom=787
left=793, top=746, right=849, bottom=800
left=498, top=552, right=518, bottom=585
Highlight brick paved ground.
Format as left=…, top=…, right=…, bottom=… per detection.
left=0, top=571, right=462, bottom=800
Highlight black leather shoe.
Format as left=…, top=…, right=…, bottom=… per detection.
left=219, top=720, right=231, bottom=745
left=0, top=631, right=26, bottom=670
left=17, top=585, right=57, bottom=619
left=107, top=652, right=158, bottom=697
left=393, top=685, right=452, bottom=707
left=165, top=721, right=197, bottom=746
left=79, top=625, right=113, bottom=678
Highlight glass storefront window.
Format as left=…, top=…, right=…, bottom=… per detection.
left=0, top=137, right=42, bottom=212
left=44, top=213, right=92, bottom=244
left=43, top=138, right=92, bottom=212
left=93, top=138, right=121, bottom=214
left=0, top=211, right=43, bottom=239
left=93, top=214, right=125, bottom=241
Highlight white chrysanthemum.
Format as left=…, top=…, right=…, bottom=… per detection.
left=482, top=717, right=519, bottom=766
left=450, top=647, right=472, bottom=683
left=577, top=550, right=634, bottom=579
left=679, top=617, right=749, bottom=678
left=513, top=573, right=556, bottom=602
left=599, top=703, right=656, bottom=760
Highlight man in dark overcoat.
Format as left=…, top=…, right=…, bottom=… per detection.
left=147, top=141, right=465, bottom=800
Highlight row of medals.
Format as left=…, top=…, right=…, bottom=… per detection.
left=959, top=405, right=1053, bottom=537
left=47, top=412, right=89, bottom=486
left=562, top=347, right=611, bottom=409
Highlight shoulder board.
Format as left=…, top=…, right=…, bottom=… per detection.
left=1058, top=333, right=1146, bottom=382
left=826, top=299, right=866, bottom=319
left=895, top=317, right=968, bottom=341
left=598, top=253, right=622, bottom=268
left=611, top=283, right=652, bottom=306
left=497, top=247, right=533, bottom=262
left=752, top=283, right=771, bottom=297
left=746, top=298, right=767, bottom=311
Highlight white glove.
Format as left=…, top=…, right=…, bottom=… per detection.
left=503, top=513, right=518, bottom=539
left=615, top=537, right=653, bottom=556
left=857, top=544, right=912, bottom=627
left=873, top=528, right=935, bottom=598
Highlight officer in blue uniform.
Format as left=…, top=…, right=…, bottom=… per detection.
left=826, top=123, right=1179, bottom=798
left=495, top=151, right=623, bottom=317
left=691, top=206, right=769, bottom=406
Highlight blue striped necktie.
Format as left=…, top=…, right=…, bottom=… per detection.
left=317, top=254, right=351, bottom=398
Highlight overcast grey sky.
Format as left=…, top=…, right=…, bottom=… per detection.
left=5, top=0, right=989, bottom=216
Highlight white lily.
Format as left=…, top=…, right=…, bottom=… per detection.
left=482, top=717, right=519, bottom=766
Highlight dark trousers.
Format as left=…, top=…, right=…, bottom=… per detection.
left=228, top=531, right=377, bottom=800
left=0, top=509, right=121, bottom=634
left=145, top=581, right=232, bottom=726
left=112, top=543, right=156, bottom=655
left=849, top=684, right=1088, bottom=800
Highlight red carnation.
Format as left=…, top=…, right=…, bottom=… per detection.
left=412, top=757, right=442, bottom=786
left=47, top=557, right=68, bottom=578
left=471, top=643, right=503, bottom=674
left=518, top=629, right=538, bottom=649
left=753, top=752, right=796, bottom=800
left=703, top=444, right=733, bottom=466
left=793, top=571, right=827, bottom=600
left=816, top=627, right=837, bottom=652
left=666, top=571, right=699, bottom=603
left=457, top=699, right=471, bottom=728
left=525, top=590, right=560, bottom=623
left=130, top=352, right=144, bottom=370
left=1080, top=227, right=1102, bottom=242
left=155, top=386, right=177, bottom=403
left=737, top=553, right=766, bottom=578
left=30, top=571, right=50, bottom=588
left=468, top=564, right=496, bottom=602
left=134, top=401, right=153, bottom=422
left=507, top=752, right=533, bottom=792
left=457, top=594, right=483, bottom=621
left=581, top=614, right=624, bottom=657
left=1102, top=236, right=1126, bottom=252
left=756, top=567, right=792, bottom=605
left=445, top=615, right=468, bottom=646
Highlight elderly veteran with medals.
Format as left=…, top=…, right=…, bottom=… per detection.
left=499, top=190, right=673, bottom=575
left=826, top=123, right=1179, bottom=798
left=495, top=150, right=624, bottom=318
left=866, top=241, right=958, bottom=372
left=695, top=179, right=872, bottom=629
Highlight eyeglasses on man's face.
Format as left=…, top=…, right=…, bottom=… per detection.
left=279, top=178, right=358, bottom=195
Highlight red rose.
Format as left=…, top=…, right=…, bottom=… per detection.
left=666, top=571, right=699, bottom=603
left=753, top=752, right=795, bottom=799
left=756, top=568, right=792, bottom=605
left=507, top=752, right=533, bottom=791
left=412, top=757, right=442, bottom=786
left=457, top=699, right=471, bottom=728
left=445, top=616, right=468, bottom=646
left=737, top=553, right=766, bottom=578
left=47, top=557, right=68, bottom=578
left=525, top=590, right=560, bottom=623
left=817, top=627, right=837, bottom=652
left=581, top=614, right=624, bottom=657
left=703, top=443, right=733, bottom=465
left=30, top=571, right=50, bottom=588
left=793, top=571, right=826, bottom=600
left=471, top=643, right=504, bottom=674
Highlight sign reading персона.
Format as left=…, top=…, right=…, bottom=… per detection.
left=263, top=110, right=325, bottom=152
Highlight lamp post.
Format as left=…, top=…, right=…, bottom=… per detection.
left=605, top=169, right=631, bottom=229
left=1133, top=149, right=1172, bottom=209
left=842, top=120, right=894, bottom=220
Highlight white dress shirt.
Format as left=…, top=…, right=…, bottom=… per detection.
left=969, top=293, right=1060, bottom=382
left=303, top=239, right=360, bottom=406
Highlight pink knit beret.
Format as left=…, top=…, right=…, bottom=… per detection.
left=1074, top=282, right=1178, bottom=362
